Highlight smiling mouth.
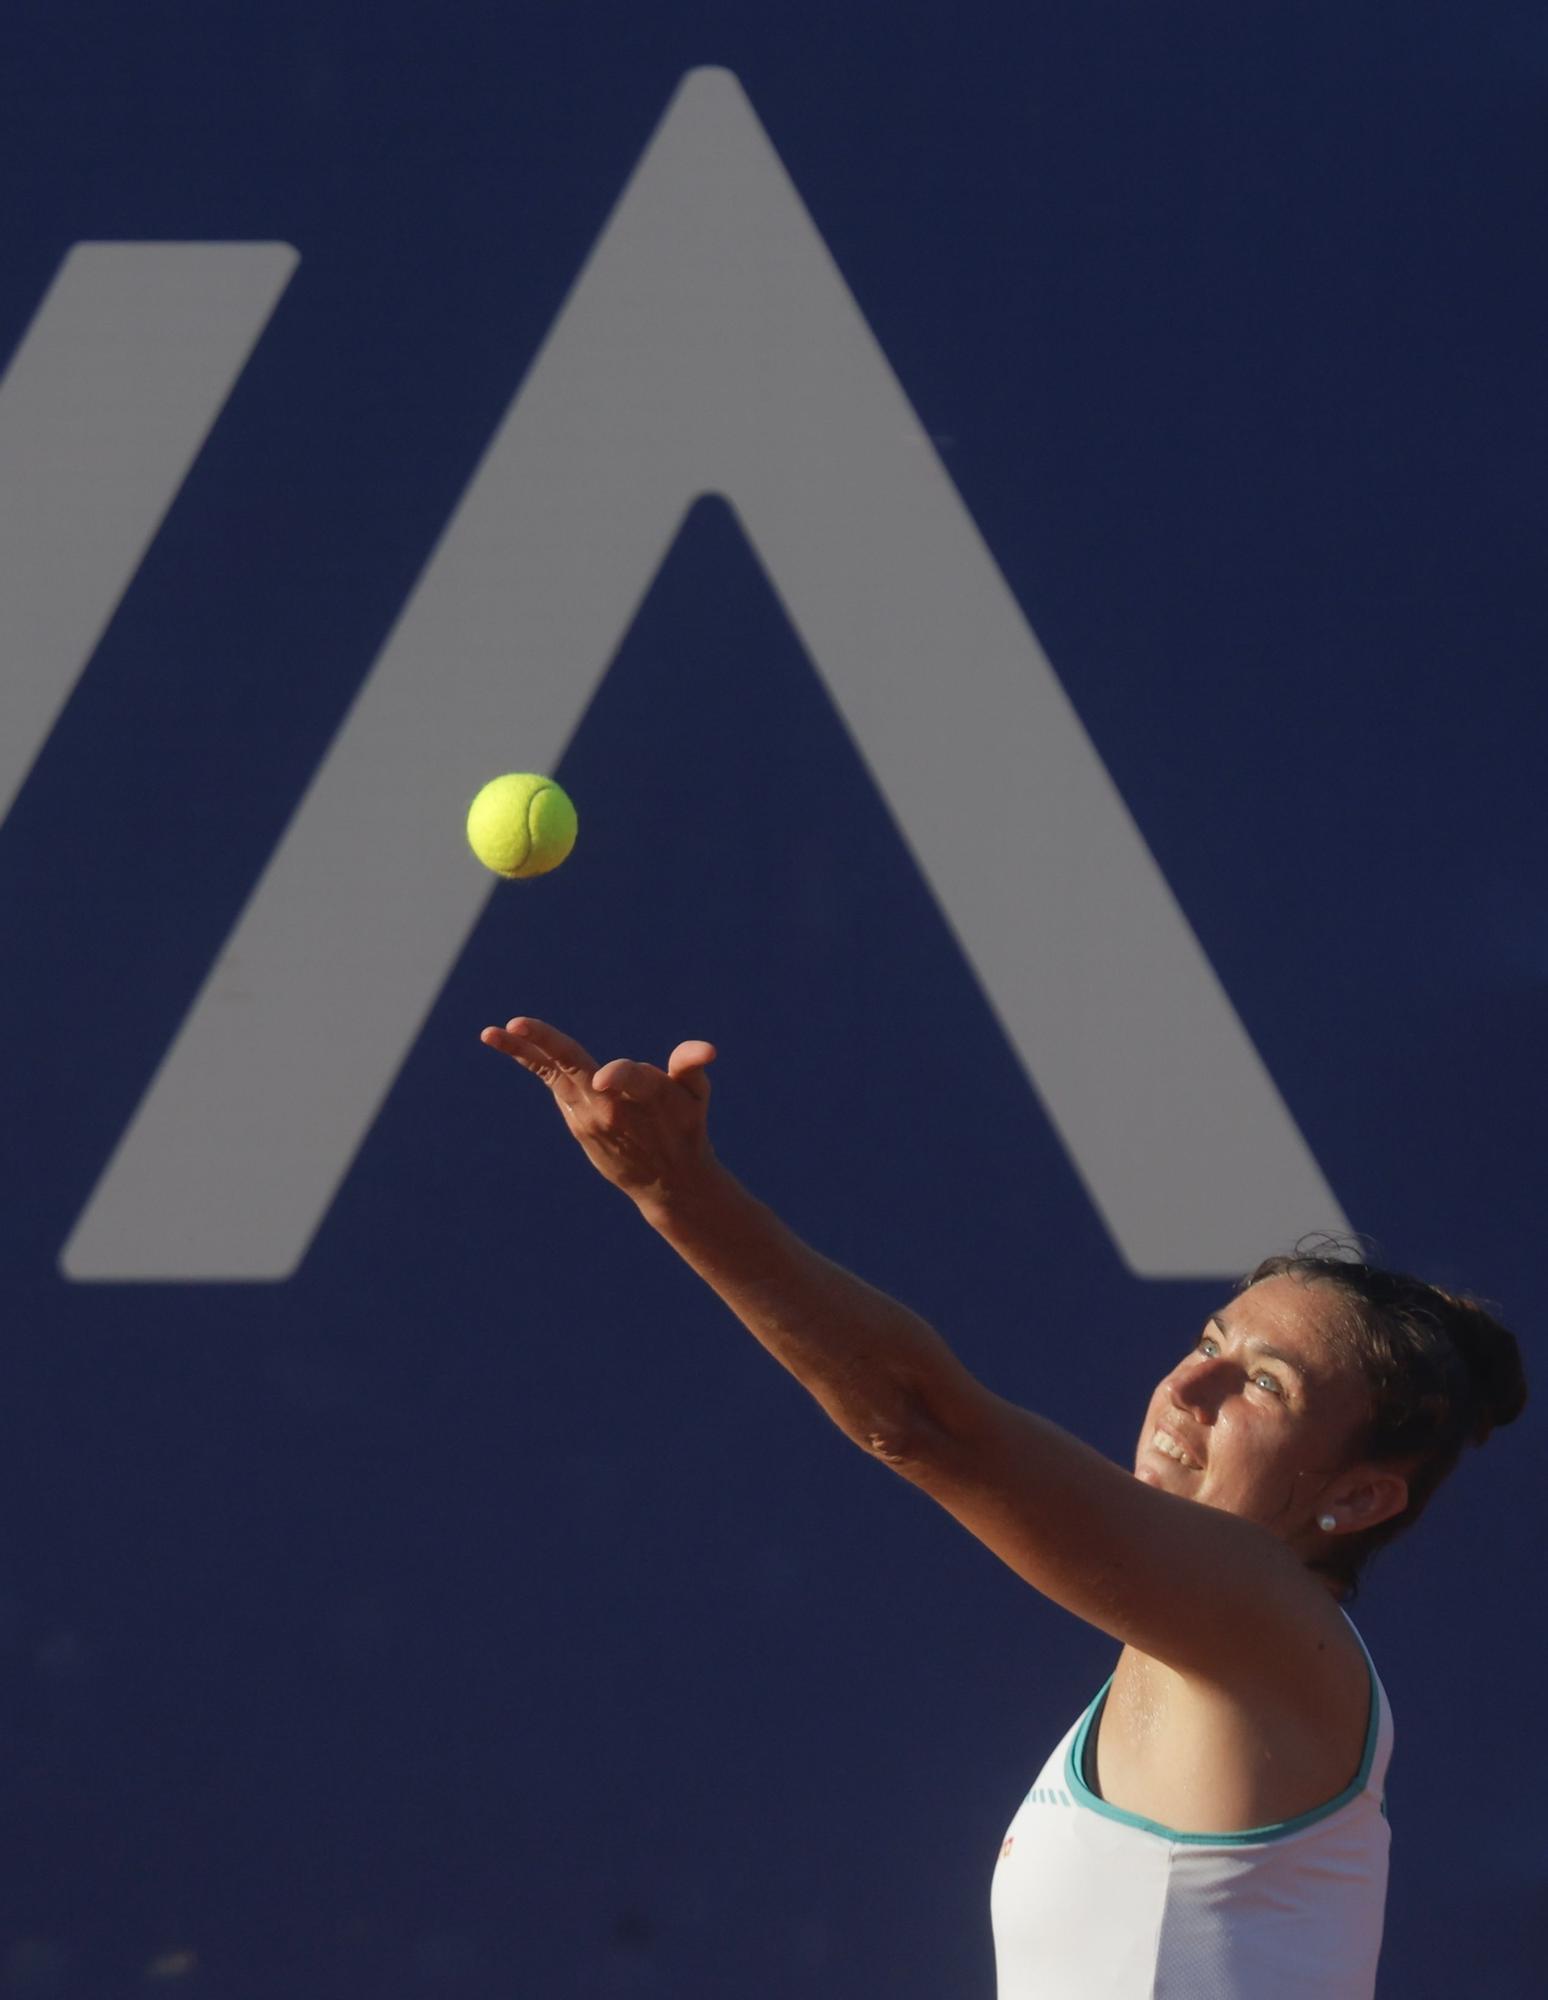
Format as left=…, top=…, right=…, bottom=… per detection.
left=1150, top=1428, right=1203, bottom=1471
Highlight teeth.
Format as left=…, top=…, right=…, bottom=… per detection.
left=1152, top=1429, right=1202, bottom=1470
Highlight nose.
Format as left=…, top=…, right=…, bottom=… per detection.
left=1169, top=1352, right=1235, bottom=1422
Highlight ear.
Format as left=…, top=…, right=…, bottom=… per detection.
left=1324, top=1464, right=1410, bottom=1537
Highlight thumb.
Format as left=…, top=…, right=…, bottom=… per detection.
left=667, top=1040, right=717, bottom=1101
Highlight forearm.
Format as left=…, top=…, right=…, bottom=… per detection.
left=635, top=1161, right=973, bottom=1456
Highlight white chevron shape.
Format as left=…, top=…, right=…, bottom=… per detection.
left=62, top=67, right=1346, bottom=1281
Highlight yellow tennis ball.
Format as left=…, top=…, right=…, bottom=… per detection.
left=466, top=773, right=578, bottom=878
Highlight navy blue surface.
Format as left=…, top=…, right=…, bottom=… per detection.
left=1, top=5, right=1544, bottom=1994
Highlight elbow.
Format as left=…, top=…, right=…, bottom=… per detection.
left=856, top=1382, right=958, bottom=1474
left=861, top=1425, right=915, bottom=1467
left=855, top=1359, right=991, bottom=1482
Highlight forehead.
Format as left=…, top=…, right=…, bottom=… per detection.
left=1221, top=1273, right=1355, bottom=1377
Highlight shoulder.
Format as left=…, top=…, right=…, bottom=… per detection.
left=1191, top=1582, right=1371, bottom=1730
left=1108, top=1618, right=1376, bottom=1830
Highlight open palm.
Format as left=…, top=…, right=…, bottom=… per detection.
left=480, top=1015, right=717, bottom=1203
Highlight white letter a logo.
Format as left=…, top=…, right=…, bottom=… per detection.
left=63, top=67, right=1346, bottom=1282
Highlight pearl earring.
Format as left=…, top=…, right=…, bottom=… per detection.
left=1318, top=1513, right=1338, bottom=1533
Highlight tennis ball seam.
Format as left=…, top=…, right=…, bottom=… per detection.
left=525, top=783, right=554, bottom=868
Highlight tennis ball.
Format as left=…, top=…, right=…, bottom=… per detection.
left=466, top=773, right=578, bottom=878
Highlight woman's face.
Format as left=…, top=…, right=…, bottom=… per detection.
left=1135, top=1274, right=1379, bottom=1550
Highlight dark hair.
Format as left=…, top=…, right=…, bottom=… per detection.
left=1240, top=1243, right=1528, bottom=1598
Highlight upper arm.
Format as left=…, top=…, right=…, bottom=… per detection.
left=883, top=1369, right=1353, bottom=1693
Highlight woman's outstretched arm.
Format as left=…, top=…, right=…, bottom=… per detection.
left=479, top=1015, right=1355, bottom=1694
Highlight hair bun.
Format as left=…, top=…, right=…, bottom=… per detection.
left=1435, top=1290, right=1529, bottom=1444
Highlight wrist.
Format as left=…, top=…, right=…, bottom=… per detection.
left=632, top=1153, right=747, bottom=1237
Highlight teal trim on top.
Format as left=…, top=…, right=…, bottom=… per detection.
left=1063, top=1646, right=1383, bottom=1848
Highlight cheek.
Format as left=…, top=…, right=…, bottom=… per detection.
left=1200, top=1409, right=1264, bottom=1482
left=1219, top=1413, right=1308, bottom=1491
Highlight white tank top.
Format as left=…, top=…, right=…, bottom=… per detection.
left=990, top=1623, right=1393, bottom=1999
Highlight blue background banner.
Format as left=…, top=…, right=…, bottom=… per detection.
left=0, top=5, right=1543, bottom=1994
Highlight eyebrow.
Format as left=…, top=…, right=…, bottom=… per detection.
left=1208, top=1312, right=1310, bottom=1382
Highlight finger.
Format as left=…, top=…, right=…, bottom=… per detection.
left=479, top=1025, right=562, bottom=1080
left=497, top=1016, right=599, bottom=1077
left=481, top=1025, right=537, bottom=1059
left=667, top=1040, right=717, bottom=1101
left=479, top=1024, right=597, bottom=1103
left=591, top=1058, right=666, bottom=1102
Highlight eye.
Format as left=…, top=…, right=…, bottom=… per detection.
left=1253, top=1370, right=1284, bottom=1396
left=1195, top=1334, right=1220, bottom=1359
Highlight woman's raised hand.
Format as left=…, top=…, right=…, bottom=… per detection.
left=480, top=1016, right=718, bottom=1205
